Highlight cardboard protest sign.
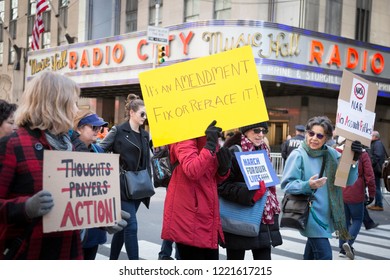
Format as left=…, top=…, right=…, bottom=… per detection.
left=334, top=70, right=378, bottom=186
left=235, top=150, right=280, bottom=190
left=139, top=45, right=268, bottom=147
left=42, top=150, right=121, bottom=233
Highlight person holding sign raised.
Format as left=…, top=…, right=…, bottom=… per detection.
left=281, top=116, right=362, bottom=260
left=0, top=72, right=127, bottom=260
left=161, top=120, right=231, bottom=260
left=70, top=109, right=110, bottom=260
left=218, top=121, right=282, bottom=260
left=99, top=93, right=153, bottom=260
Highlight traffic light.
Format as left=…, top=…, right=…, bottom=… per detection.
left=157, top=45, right=166, bottom=64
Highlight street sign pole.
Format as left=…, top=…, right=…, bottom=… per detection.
left=152, top=2, right=160, bottom=69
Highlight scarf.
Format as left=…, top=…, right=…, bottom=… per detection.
left=240, top=135, right=280, bottom=224
left=301, top=140, right=351, bottom=240
left=45, top=130, right=73, bottom=151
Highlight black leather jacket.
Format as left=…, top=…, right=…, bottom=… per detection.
left=99, top=121, right=152, bottom=206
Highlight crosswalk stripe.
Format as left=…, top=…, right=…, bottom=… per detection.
left=96, top=224, right=390, bottom=260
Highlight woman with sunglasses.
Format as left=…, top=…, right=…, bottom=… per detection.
left=99, top=93, right=152, bottom=260
left=70, top=109, right=109, bottom=260
left=281, top=116, right=362, bottom=260
left=218, top=121, right=282, bottom=260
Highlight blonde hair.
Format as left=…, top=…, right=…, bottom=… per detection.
left=73, top=109, right=95, bottom=130
left=15, top=71, right=80, bottom=135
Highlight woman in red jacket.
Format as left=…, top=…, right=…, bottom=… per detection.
left=161, top=120, right=231, bottom=260
left=336, top=140, right=376, bottom=260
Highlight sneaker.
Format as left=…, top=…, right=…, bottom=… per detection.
left=339, top=249, right=347, bottom=258
left=365, top=223, right=379, bottom=230
left=367, top=205, right=384, bottom=211
left=342, top=243, right=355, bottom=260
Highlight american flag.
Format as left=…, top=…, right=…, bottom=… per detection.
left=31, top=0, right=49, bottom=50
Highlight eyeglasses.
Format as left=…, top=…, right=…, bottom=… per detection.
left=85, top=125, right=102, bottom=133
left=139, top=112, right=147, bottom=118
left=307, top=130, right=325, bottom=140
left=252, top=128, right=268, bottom=134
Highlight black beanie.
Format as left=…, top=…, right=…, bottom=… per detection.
left=240, top=122, right=268, bottom=134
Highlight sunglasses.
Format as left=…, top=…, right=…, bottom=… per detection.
left=307, top=130, right=325, bottom=140
left=252, top=128, right=268, bottom=134
left=85, top=125, right=102, bottom=133
left=139, top=112, right=147, bottom=118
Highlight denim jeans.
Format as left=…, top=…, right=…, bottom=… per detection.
left=109, top=199, right=141, bottom=260
left=363, top=206, right=375, bottom=228
left=303, top=238, right=332, bottom=260
left=374, top=176, right=383, bottom=207
left=339, top=202, right=364, bottom=248
left=158, top=239, right=180, bottom=259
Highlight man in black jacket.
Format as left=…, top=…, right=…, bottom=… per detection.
left=281, top=125, right=305, bottom=162
left=367, top=131, right=388, bottom=211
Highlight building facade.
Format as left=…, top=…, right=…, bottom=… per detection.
left=1, top=0, right=389, bottom=150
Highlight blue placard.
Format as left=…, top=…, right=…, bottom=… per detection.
left=234, top=150, right=280, bottom=190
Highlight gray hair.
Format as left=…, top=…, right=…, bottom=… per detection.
left=305, top=116, right=334, bottom=140
left=372, top=130, right=380, bottom=139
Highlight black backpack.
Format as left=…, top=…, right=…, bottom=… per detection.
left=151, top=146, right=178, bottom=188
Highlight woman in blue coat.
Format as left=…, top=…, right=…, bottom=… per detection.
left=281, top=116, right=362, bottom=260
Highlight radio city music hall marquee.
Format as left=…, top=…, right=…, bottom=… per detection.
left=26, top=20, right=390, bottom=97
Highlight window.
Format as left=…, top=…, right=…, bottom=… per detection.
left=87, top=0, right=121, bottom=40
left=125, top=0, right=137, bottom=33
left=325, top=0, right=342, bottom=35
left=184, top=0, right=199, bottom=22
left=9, top=46, right=15, bottom=64
left=58, top=0, right=69, bottom=44
left=268, top=0, right=276, bottom=22
left=42, top=10, right=51, bottom=48
left=27, top=0, right=51, bottom=50
left=10, top=0, right=18, bottom=20
left=304, top=0, right=319, bottom=31
left=149, top=0, right=163, bottom=26
left=9, top=0, right=18, bottom=40
left=42, top=32, right=51, bottom=49
left=0, top=0, right=4, bottom=21
left=356, top=0, right=371, bottom=42
left=214, top=0, right=231, bottom=20
left=59, top=0, right=69, bottom=29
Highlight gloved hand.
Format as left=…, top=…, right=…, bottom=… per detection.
left=351, top=140, right=362, bottom=159
left=365, top=197, right=374, bottom=206
left=252, top=180, right=266, bottom=203
left=105, top=210, right=130, bottom=234
left=204, top=120, right=222, bottom=152
left=216, top=147, right=232, bottom=176
left=25, top=190, right=54, bottom=219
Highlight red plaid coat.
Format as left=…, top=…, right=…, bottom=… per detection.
left=0, top=127, right=83, bottom=259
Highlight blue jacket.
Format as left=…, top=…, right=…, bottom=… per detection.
left=281, top=144, right=358, bottom=238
